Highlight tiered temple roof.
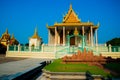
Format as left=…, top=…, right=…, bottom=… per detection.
left=47, top=4, right=99, bottom=29
left=10, top=34, right=19, bottom=45
left=30, top=28, right=41, bottom=40
left=0, top=29, right=19, bottom=46
left=0, top=29, right=10, bottom=42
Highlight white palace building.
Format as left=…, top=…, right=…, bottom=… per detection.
left=6, top=4, right=120, bottom=59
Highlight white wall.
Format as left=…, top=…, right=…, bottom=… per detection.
left=29, top=38, right=40, bottom=49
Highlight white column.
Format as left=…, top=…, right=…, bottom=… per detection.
left=82, top=26, right=85, bottom=36
left=41, top=44, right=44, bottom=52
left=95, top=29, right=98, bottom=52
left=48, top=29, right=51, bottom=45
left=18, top=44, right=20, bottom=52
left=58, top=33, right=60, bottom=45
left=95, top=29, right=98, bottom=46
left=82, top=26, right=85, bottom=47
left=7, top=44, right=9, bottom=51
left=55, top=27, right=57, bottom=46
left=63, top=27, right=65, bottom=45
left=88, top=31, right=91, bottom=46
left=14, top=45, right=16, bottom=51
left=90, top=26, right=93, bottom=47
left=109, top=44, right=112, bottom=52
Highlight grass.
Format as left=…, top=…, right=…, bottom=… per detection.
left=44, top=59, right=111, bottom=77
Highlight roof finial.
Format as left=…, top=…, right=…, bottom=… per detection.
left=11, top=33, right=15, bottom=39
left=46, top=23, right=48, bottom=27
left=97, top=22, right=100, bottom=27
left=70, top=3, right=72, bottom=10
left=34, top=27, right=38, bottom=35
left=88, top=20, right=90, bottom=23
left=6, top=28, right=8, bottom=34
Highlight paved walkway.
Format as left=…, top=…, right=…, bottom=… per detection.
left=0, top=58, right=50, bottom=79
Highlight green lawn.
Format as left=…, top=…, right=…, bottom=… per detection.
left=44, top=59, right=111, bottom=77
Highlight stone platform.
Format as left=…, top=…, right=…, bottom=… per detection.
left=0, top=58, right=50, bottom=79
left=6, top=51, right=55, bottom=59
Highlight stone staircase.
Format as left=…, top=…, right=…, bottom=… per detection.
left=39, top=70, right=104, bottom=80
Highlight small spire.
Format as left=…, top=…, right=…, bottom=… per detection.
left=31, top=27, right=40, bottom=39
left=11, top=34, right=14, bottom=38
left=6, top=28, right=8, bottom=34
left=46, top=23, right=48, bottom=27
left=74, top=27, right=79, bottom=36
left=70, top=3, right=72, bottom=10
left=34, top=27, right=38, bottom=35
left=11, top=34, right=16, bottom=40
left=97, top=22, right=100, bottom=27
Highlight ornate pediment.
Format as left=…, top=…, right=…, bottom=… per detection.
left=63, top=4, right=80, bottom=23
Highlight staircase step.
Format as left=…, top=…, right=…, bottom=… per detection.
left=50, top=75, right=86, bottom=80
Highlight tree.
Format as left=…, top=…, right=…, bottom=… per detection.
left=25, top=43, right=29, bottom=46
left=106, top=38, right=120, bottom=46
left=0, top=43, right=7, bottom=54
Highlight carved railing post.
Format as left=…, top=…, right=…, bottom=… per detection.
left=7, top=44, right=9, bottom=51
left=109, top=44, right=112, bottom=52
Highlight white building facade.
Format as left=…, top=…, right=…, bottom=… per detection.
left=29, top=28, right=42, bottom=49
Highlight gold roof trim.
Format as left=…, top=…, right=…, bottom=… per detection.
left=47, top=26, right=55, bottom=29
left=54, top=22, right=94, bottom=27
left=93, top=26, right=99, bottom=29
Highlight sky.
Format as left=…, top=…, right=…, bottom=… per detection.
left=0, top=0, right=120, bottom=44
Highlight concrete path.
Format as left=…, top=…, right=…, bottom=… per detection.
left=0, top=58, right=50, bottom=79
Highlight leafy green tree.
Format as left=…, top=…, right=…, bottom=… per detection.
left=0, top=43, right=7, bottom=54
left=25, top=43, right=29, bottom=46
left=106, top=38, right=120, bottom=46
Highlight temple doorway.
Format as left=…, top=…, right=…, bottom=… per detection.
left=70, top=36, right=75, bottom=45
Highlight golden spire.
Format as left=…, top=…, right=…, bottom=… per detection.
left=70, top=3, right=72, bottom=10
left=11, top=34, right=15, bottom=39
left=46, top=23, right=48, bottom=27
left=97, top=22, right=100, bottom=27
left=34, top=27, right=38, bottom=35
left=31, top=27, right=41, bottom=39
left=2, top=28, right=10, bottom=37
left=74, top=27, right=79, bottom=36
left=35, top=27, right=37, bottom=33
left=5, top=28, right=8, bottom=34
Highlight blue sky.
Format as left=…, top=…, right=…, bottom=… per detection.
left=0, top=0, right=120, bottom=44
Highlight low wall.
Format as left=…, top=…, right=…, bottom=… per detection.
left=6, top=51, right=55, bottom=59
left=101, top=52, right=120, bottom=59
left=6, top=51, right=120, bottom=59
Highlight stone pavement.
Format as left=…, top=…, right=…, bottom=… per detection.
left=0, top=58, right=50, bottom=79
